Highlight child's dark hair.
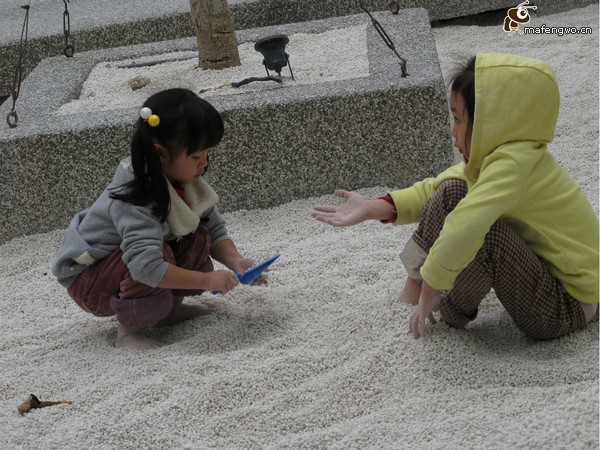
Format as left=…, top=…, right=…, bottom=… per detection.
left=450, top=56, right=476, bottom=136
left=111, top=88, right=224, bottom=222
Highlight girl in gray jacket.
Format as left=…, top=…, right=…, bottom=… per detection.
left=52, top=88, right=258, bottom=350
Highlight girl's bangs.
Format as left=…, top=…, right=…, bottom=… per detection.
left=185, top=101, right=224, bottom=154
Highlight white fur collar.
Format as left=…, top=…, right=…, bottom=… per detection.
left=165, top=176, right=219, bottom=237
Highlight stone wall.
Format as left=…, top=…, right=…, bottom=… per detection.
left=0, top=10, right=453, bottom=243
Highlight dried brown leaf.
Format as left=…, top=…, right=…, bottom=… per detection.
left=18, top=394, right=72, bottom=415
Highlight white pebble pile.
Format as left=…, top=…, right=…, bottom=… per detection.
left=56, top=25, right=369, bottom=115
left=1, top=5, right=597, bottom=448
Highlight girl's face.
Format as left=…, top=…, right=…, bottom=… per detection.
left=157, top=145, right=210, bottom=185
left=450, top=91, right=472, bottom=166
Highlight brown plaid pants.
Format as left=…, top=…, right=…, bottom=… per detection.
left=411, top=179, right=588, bottom=340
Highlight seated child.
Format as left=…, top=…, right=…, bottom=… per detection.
left=53, top=88, right=261, bottom=349
left=312, top=53, right=599, bottom=339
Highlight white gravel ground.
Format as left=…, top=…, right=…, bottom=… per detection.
left=1, top=5, right=598, bottom=449
left=56, top=24, right=369, bottom=115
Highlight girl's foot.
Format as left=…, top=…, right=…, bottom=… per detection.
left=114, top=325, right=165, bottom=350
left=400, top=277, right=422, bottom=305
left=155, top=297, right=220, bottom=327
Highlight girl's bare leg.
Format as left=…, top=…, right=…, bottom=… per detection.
left=400, top=277, right=422, bottom=305
left=114, top=325, right=165, bottom=350
left=155, top=296, right=220, bottom=327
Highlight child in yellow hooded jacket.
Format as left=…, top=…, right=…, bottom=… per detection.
left=312, top=53, right=599, bottom=339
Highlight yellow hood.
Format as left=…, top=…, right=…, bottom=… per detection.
left=466, top=53, right=560, bottom=182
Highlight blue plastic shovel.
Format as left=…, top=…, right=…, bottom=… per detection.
left=212, top=254, right=280, bottom=294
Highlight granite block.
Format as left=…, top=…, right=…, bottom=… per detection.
left=0, top=9, right=452, bottom=243
left=1, top=0, right=594, bottom=98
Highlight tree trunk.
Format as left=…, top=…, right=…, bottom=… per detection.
left=189, top=0, right=241, bottom=70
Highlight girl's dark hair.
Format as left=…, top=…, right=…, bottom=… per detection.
left=450, top=56, right=476, bottom=137
left=111, top=88, right=224, bottom=222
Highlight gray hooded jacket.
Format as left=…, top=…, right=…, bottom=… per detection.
left=52, top=158, right=230, bottom=288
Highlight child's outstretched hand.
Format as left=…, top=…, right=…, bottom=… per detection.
left=409, top=281, right=441, bottom=339
left=312, top=190, right=374, bottom=227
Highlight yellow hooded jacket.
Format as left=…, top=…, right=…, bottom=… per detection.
left=389, top=53, right=599, bottom=303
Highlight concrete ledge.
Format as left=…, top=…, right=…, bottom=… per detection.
left=1, top=0, right=595, bottom=98
left=0, top=9, right=453, bottom=243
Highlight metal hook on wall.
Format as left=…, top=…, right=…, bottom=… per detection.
left=359, top=2, right=408, bottom=77
left=6, top=4, right=30, bottom=128
left=63, top=0, right=75, bottom=57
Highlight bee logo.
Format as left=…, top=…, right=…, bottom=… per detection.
left=504, top=1, right=537, bottom=35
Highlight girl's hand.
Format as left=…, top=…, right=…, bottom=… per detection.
left=312, top=190, right=371, bottom=227
left=229, top=257, right=269, bottom=287
left=228, top=257, right=255, bottom=275
left=312, top=190, right=394, bottom=227
left=409, top=280, right=442, bottom=339
left=208, top=270, right=239, bottom=294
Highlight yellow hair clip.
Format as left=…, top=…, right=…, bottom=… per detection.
left=140, top=107, right=160, bottom=127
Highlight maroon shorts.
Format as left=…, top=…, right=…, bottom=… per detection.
left=67, top=230, right=213, bottom=322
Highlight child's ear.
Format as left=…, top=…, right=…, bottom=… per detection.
left=153, top=140, right=166, bottom=163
